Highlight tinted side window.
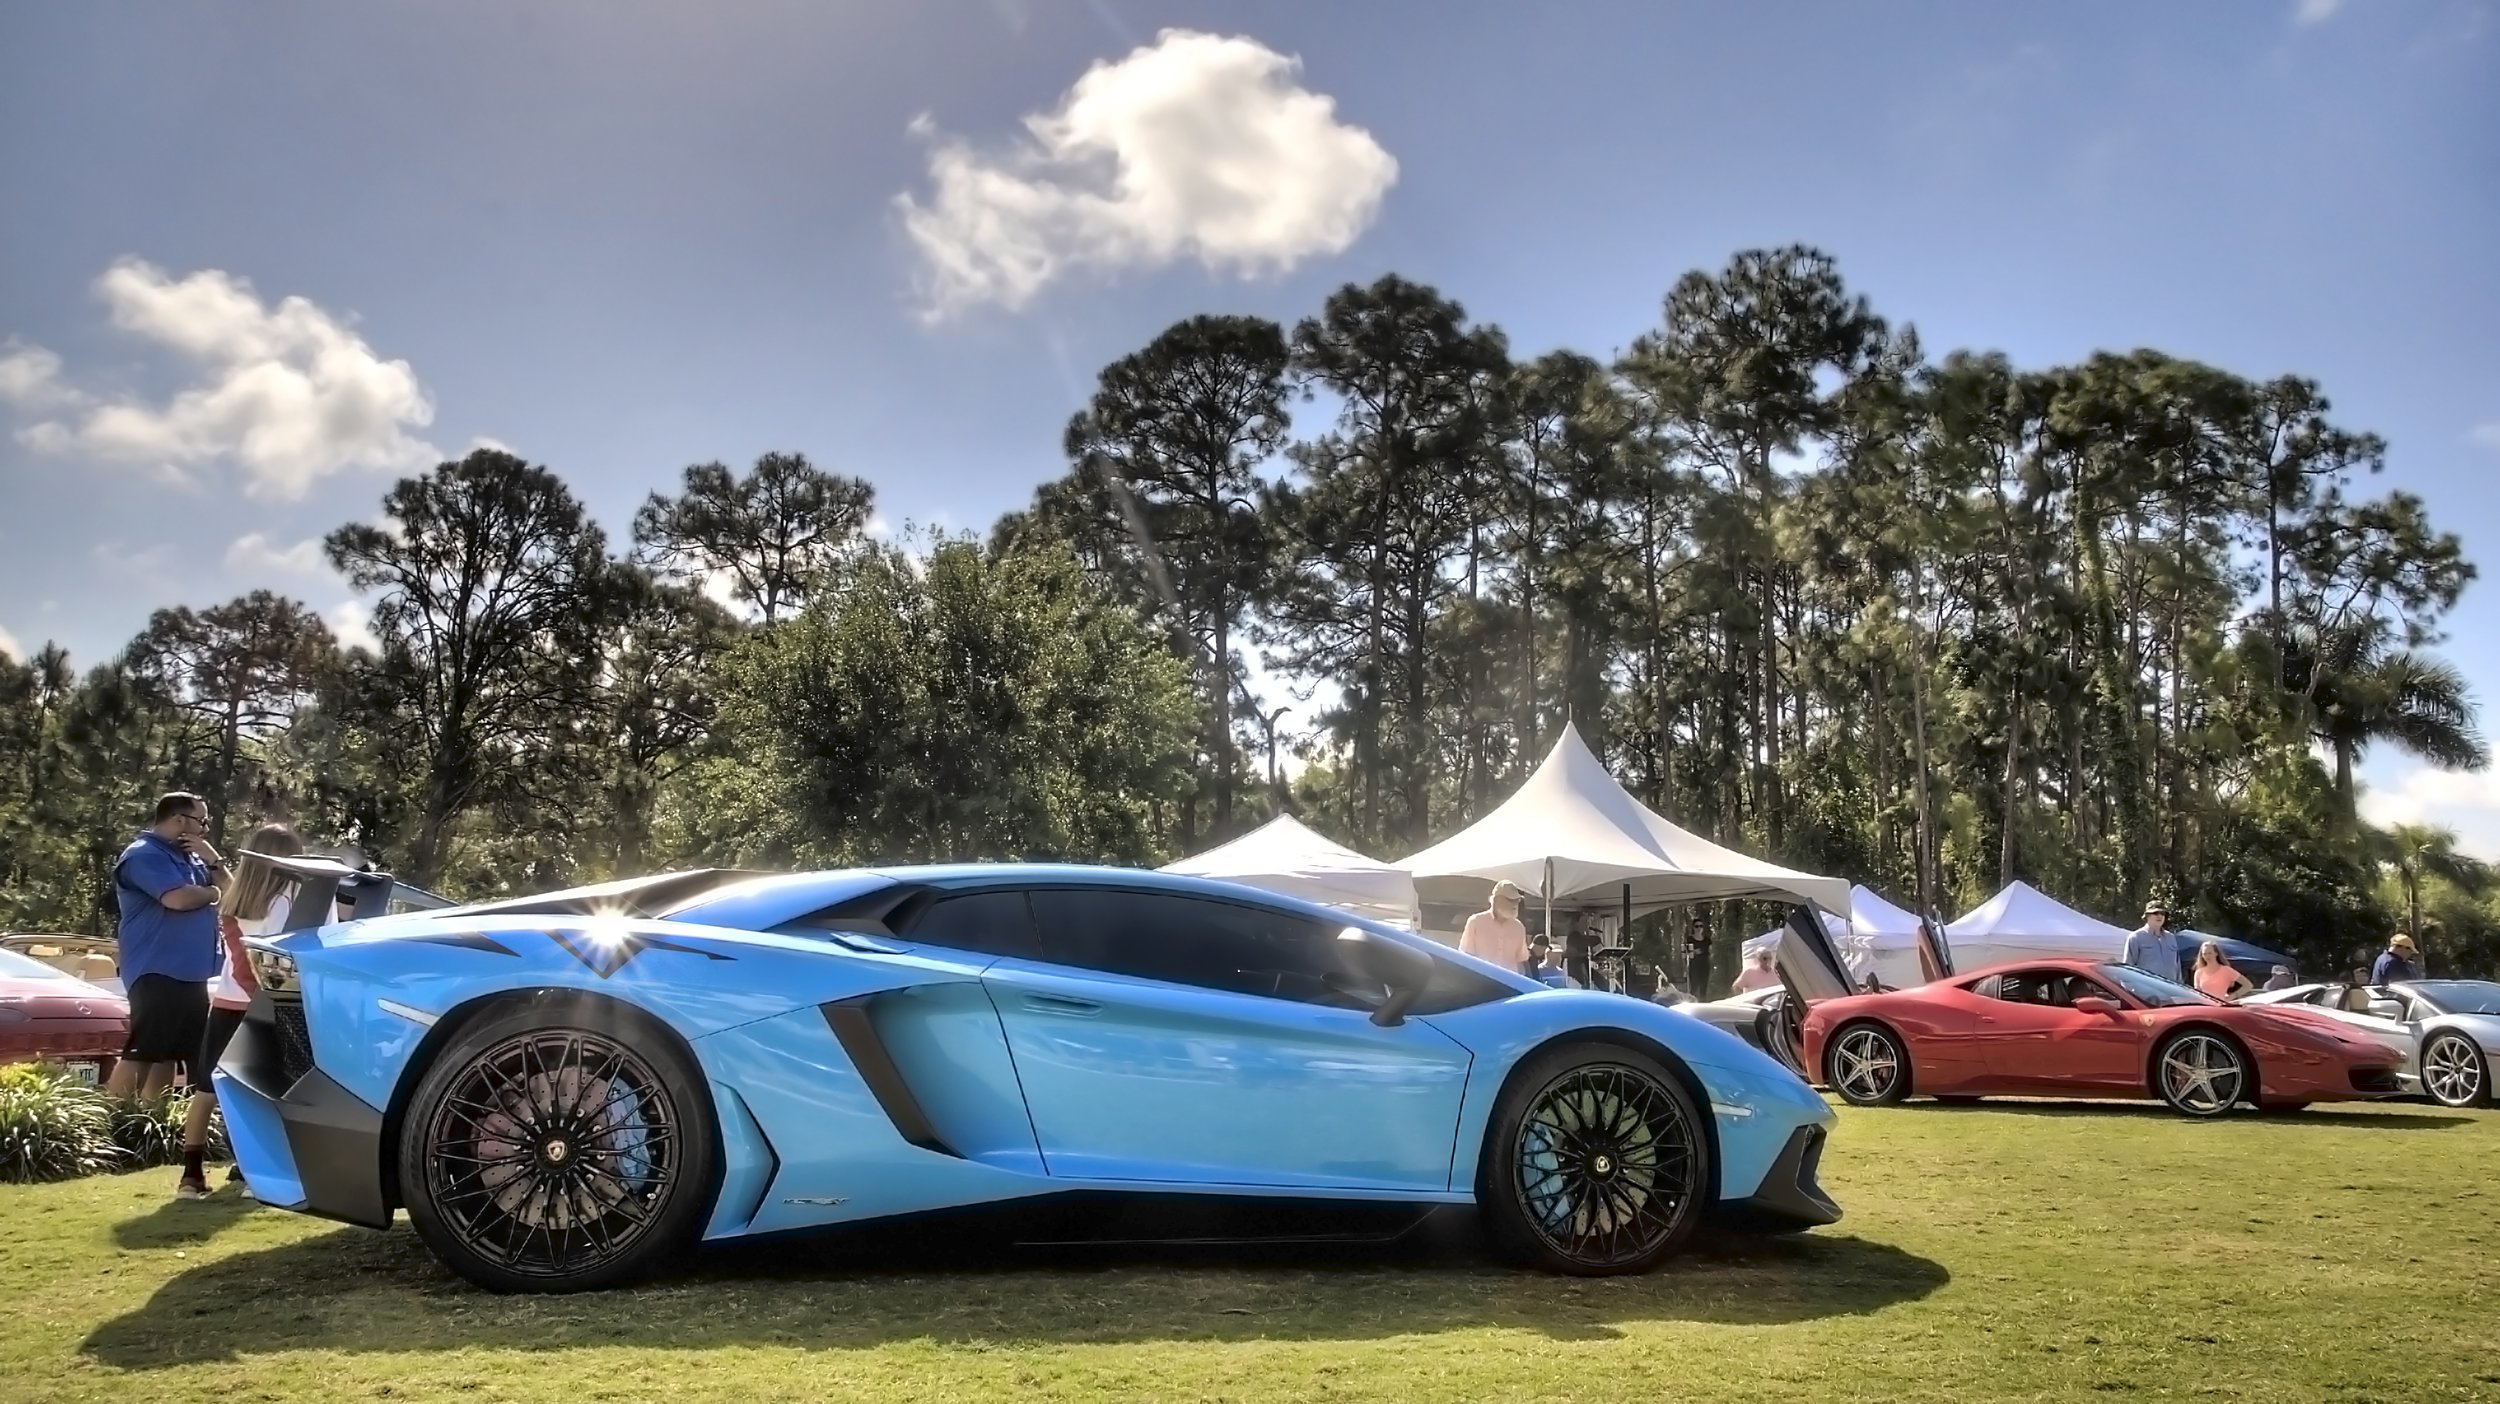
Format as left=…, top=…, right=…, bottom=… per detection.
left=1027, top=889, right=1353, bottom=1005
left=902, top=890, right=1048, bottom=960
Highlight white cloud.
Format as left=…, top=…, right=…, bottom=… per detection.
left=2294, top=0, right=2346, bottom=24
left=325, top=598, right=381, bottom=655
left=2359, top=748, right=2500, bottom=861
left=696, top=565, right=749, bottom=615
left=0, top=340, right=80, bottom=410
left=896, top=29, right=1397, bottom=317
left=9, top=258, right=438, bottom=500
left=0, top=625, right=20, bottom=661
left=226, top=532, right=328, bottom=578
left=2470, top=422, right=2500, bottom=452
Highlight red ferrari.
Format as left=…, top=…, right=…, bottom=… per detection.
left=1799, top=958, right=2404, bottom=1117
left=0, top=947, right=128, bottom=1086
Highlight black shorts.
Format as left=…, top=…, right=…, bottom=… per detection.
left=195, top=1006, right=246, bottom=1094
left=123, top=974, right=209, bottom=1069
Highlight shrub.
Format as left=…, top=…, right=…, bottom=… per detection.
left=0, top=1066, right=230, bottom=1181
left=0, top=1064, right=123, bottom=1183
left=110, top=1092, right=188, bottom=1169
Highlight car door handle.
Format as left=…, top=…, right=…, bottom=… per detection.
left=1022, top=994, right=1102, bottom=1018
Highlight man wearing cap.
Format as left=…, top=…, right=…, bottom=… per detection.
left=2123, top=901, right=2185, bottom=985
left=2370, top=933, right=2422, bottom=986
left=1461, top=880, right=1532, bottom=975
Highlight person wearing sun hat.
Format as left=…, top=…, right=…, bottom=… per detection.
left=2123, top=899, right=2185, bottom=985
left=1461, top=879, right=1532, bottom=975
left=2370, top=932, right=2422, bottom=986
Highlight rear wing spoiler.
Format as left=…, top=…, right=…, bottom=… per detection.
left=242, top=852, right=451, bottom=934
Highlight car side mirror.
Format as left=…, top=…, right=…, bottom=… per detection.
left=2074, top=996, right=2119, bottom=1015
left=2368, top=1000, right=2407, bottom=1021
left=1335, top=927, right=1436, bottom=1027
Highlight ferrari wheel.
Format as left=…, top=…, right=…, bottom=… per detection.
left=2420, top=1032, right=2490, bottom=1109
left=2153, top=1030, right=2246, bottom=1117
left=1479, top=1043, right=1709, bottom=1275
left=399, top=998, right=719, bottom=1293
left=1826, top=1023, right=1910, bottom=1106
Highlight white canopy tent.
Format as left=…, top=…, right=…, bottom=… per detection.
left=1942, top=880, right=2133, bottom=971
left=1400, top=725, right=1849, bottom=915
left=1161, top=814, right=1422, bottom=930
left=1743, top=885, right=1933, bottom=992
left=1399, top=724, right=1853, bottom=997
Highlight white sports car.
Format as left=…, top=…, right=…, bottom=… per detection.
left=2243, top=979, right=2500, bottom=1109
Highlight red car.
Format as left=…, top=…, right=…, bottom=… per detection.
left=1800, top=957, right=2403, bottom=1117
left=0, top=947, right=129, bottom=1086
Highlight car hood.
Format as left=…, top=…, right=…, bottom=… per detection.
left=2244, top=1003, right=2385, bottom=1045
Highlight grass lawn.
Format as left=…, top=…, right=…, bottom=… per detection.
left=3, top=1098, right=2495, bottom=1404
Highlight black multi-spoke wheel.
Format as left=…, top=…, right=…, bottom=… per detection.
left=1479, top=1044, right=1708, bottom=1275
left=400, top=999, right=718, bottom=1293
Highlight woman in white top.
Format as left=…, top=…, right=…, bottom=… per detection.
left=176, top=821, right=304, bottom=1201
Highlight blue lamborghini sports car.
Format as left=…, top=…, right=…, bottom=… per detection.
left=217, top=859, right=1840, bottom=1293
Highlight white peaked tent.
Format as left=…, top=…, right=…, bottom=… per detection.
left=1400, top=725, right=1849, bottom=998
left=1161, top=814, right=1422, bottom=930
left=1943, top=880, right=2133, bottom=971
left=1744, top=885, right=1932, bottom=992
left=1842, top=885, right=1932, bottom=989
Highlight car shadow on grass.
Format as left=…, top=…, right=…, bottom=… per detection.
left=80, top=1214, right=1948, bottom=1367
left=1900, top=1099, right=2472, bottom=1130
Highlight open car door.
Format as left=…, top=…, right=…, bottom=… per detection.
left=1766, top=903, right=1853, bottom=1075
left=1916, top=908, right=1955, bottom=984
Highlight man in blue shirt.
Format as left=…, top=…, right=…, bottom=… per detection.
left=2122, top=901, right=2185, bottom=985
left=2370, top=933, right=2422, bottom=986
left=104, top=792, right=231, bottom=1102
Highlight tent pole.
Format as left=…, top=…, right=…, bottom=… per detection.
left=1542, top=858, right=1554, bottom=950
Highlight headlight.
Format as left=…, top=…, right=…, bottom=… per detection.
left=246, top=946, right=300, bottom=994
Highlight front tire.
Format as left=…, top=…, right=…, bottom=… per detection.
left=398, top=997, right=720, bottom=1293
left=2420, top=1032, right=2491, bottom=1109
left=1825, top=1022, right=1911, bottom=1106
left=1479, top=1043, right=1711, bottom=1275
left=2153, top=1029, right=2247, bottom=1118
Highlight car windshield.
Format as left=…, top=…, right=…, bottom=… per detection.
left=2410, top=981, right=2500, bottom=1017
left=0, top=949, right=73, bottom=981
left=2095, top=963, right=2217, bottom=1008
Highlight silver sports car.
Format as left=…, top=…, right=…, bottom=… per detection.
left=2244, top=979, right=2500, bottom=1109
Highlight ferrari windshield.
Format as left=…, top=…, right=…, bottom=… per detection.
left=2410, top=981, right=2500, bottom=1017
left=2096, top=963, right=2217, bottom=1008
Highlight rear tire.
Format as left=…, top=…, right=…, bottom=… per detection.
left=1825, top=1022, right=1911, bottom=1106
left=2152, top=1029, right=2248, bottom=1118
left=2420, top=1032, right=2491, bottom=1109
left=1478, top=1043, right=1711, bottom=1276
left=398, top=997, right=720, bottom=1293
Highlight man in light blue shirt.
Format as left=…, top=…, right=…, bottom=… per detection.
left=2123, top=901, right=2185, bottom=985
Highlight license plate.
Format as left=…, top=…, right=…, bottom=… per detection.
left=64, top=1060, right=101, bottom=1086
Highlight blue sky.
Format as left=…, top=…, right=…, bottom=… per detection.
left=2, top=0, right=2495, bottom=849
